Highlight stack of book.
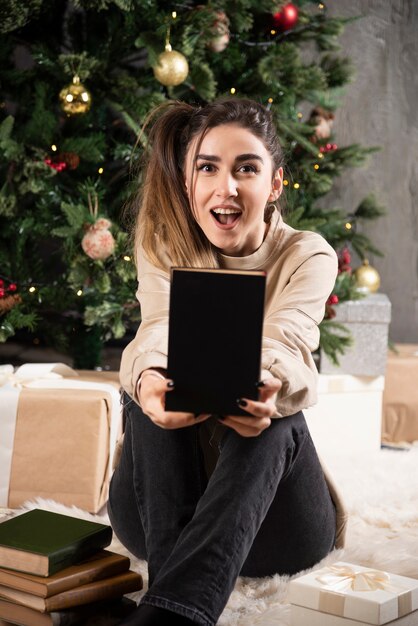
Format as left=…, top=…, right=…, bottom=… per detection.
left=0, top=509, right=142, bottom=625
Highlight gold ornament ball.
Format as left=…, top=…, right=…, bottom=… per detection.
left=153, top=47, right=189, bottom=87
left=59, top=75, right=91, bottom=115
left=354, top=259, right=381, bottom=293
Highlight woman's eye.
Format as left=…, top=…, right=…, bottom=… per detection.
left=197, top=163, right=215, bottom=172
left=238, top=164, right=258, bottom=173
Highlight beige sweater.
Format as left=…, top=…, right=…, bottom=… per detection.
left=120, top=209, right=338, bottom=416
left=119, top=209, right=347, bottom=548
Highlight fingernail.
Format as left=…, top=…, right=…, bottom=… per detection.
left=256, top=381, right=265, bottom=388
left=167, top=381, right=174, bottom=388
left=237, top=398, right=247, bottom=407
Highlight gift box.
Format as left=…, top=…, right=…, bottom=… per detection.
left=289, top=562, right=418, bottom=626
left=382, top=344, right=418, bottom=443
left=1, top=364, right=122, bottom=513
left=320, top=294, right=392, bottom=376
left=304, top=374, right=384, bottom=460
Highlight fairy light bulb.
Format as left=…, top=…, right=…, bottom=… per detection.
left=294, top=183, right=300, bottom=189
left=51, top=144, right=57, bottom=152
left=283, top=179, right=289, bottom=186
left=172, top=11, right=177, bottom=18
left=76, top=289, right=83, bottom=296
left=314, top=164, right=320, bottom=170
left=98, top=167, right=104, bottom=174
left=123, top=255, right=131, bottom=262
left=230, top=87, right=236, bottom=94
left=318, top=152, right=324, bottom=159
left=297, top=112, right=303, bottom=119
left=345, top=222, right=352, bottom=230
left=29, top=286, right=36, bottom=293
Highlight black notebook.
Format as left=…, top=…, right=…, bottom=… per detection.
left=165, top=267, right=266, bottom=416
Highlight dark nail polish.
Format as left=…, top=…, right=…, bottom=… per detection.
left=237, top=398, right=247, bottom=407
left=167, top=381, right=174, bottom=388
left=256, top=381, right=265, bottom=388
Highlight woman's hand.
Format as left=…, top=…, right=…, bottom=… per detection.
left=139, top=371, right=210, bottom=429
left=220, top=377, right=282, bottom=437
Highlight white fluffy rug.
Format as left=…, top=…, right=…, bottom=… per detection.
left=11, top=445, right=418, bottom=626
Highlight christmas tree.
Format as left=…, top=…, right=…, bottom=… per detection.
left=0, top=0, right=385, bottom=368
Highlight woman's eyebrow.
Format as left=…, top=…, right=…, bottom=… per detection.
left=235, top=153, right=264, bottom=164
left=195, top=154, right=220, bottom=162
left=195, top=153, right=264, bottom=163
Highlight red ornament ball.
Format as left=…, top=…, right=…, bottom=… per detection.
left=272, top=3, right=299, bottom=31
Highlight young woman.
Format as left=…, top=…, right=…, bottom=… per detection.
left=109, top=98, right=347, bottom=626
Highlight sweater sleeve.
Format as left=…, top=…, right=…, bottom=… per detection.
left=119, top=248, right=170, bottom=401
left=262, top=243, right=338, bottom=416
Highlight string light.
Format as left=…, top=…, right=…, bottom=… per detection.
left=29, top=286, right=36, bottom=293
left=98, top=167, right=104, bottom=174
left=314, top=164, right=320, bottom=170
left=345, top=222, right=352, bottom=230
left=294, top=183, right=300, bottom=189
left=76, top=289, right=83, bottom=296
left=283, top=179, right=289, bottom=186
left=230, top=87, right=236, bottom=94
left=51, top=145, right=57, bottom=152
left=123, top=255, right=131, bottom=262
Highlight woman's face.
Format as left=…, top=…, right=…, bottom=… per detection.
left=184, top=123, right=283, bottom=257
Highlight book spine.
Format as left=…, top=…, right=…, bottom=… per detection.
left=45, top=572, right=142, bottom=612
left=48, top=527, right=113, bottom=576
left=45, top=554, right=130, bottom=597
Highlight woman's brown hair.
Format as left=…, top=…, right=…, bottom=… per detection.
left=133, top=98, right=284, bottom=270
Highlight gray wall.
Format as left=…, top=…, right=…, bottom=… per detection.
left=325, top=0, right=418, bottom=342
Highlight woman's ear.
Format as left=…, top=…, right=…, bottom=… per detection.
left=268, top=167, right=283, bottom=201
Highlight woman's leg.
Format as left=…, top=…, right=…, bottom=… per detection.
left=240, top=422, right=336, bottom=576
left=108, top=394, right=208, bottom=585
left=138, top=411, right=335, bottom=626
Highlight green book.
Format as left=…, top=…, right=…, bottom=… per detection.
left=0, top=509, right=112, bottom=577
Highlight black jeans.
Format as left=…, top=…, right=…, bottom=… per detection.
left=108, top=395, right=336, bottom=626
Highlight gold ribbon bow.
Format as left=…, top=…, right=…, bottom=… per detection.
left=316, top=564, right=397, bottom=592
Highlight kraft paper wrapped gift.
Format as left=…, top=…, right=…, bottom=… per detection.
left=0, top=364, right=122, bottom=513
left=382, top=344, right=418, bottom=443
left=289, top=562, right=418, bottom=626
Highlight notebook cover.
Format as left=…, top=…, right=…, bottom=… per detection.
left=165, top=268, right=266, bottom=416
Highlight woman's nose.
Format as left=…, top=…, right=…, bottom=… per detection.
left=215, top=172, right=238, bottom=198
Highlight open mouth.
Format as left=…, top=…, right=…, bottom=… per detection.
left=210, top=208, right=242, bottom=226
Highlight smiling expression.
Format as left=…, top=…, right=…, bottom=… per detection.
left=184, top=123, right=283, bottom=257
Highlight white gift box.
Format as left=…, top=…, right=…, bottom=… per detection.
left=291, top=605, right=418, bottom=626
left=289, top=562, right=418, bottom=626
left=304, top=375, right=384, bottom=460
